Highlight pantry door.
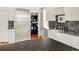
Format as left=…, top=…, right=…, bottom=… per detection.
left=15, top=9, right=31, bottom=42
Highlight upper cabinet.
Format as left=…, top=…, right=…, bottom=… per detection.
left=8, top=8, right=15, bottom=20
left=64, top=7, right=79, bottom=21
left=46, top=7, right=56, bottom=21
left=55, top=7, right=64, bottom=15
left=46, top=7, right=64, bottom=21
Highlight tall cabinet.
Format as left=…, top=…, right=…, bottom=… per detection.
left=15, top=8, right=31, bottom=42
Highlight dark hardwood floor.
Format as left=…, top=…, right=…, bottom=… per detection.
left=0, top=38, right=78, bottom=51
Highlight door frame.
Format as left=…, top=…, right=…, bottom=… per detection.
left=30, top=12, right=38, bottom=39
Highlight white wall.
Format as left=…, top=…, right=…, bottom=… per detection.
left=46, top=7, right=79, bottom=21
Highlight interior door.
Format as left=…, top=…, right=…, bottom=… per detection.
left=15, top=9, right=31, bottom=42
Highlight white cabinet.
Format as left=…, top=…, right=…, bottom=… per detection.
left=41, top=29, right=48, bottom=39
left=8, top=8, right=16, bottom=43
left=46, top=8, right=56, bottom=21
left=8, top=8, right=15, bottom=20
left=48, top=30, right=59, bottom=40
left=8, top=30, right=15, bottom=43
left=64, top=7, right=79, bottom=21
left=48, top=30, right=79, bottom=49
left=55, top=7, right=64, bottom=15
left=46, top=7, right=64, bottom=21
left=15, top=9, right=31, bottom=42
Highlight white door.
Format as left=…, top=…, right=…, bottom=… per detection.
left=15, top=9, right=31, bottom=42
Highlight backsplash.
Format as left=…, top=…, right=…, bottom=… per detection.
left=49, top=21, right=79, bottom=36
left=49, top=21, right=65, bottom=30
left=64, top=21, right=79, bottom=36
left=49, top=21, right=58, bottom=29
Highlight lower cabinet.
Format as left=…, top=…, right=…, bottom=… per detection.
left=48, top=30, right=79, bottom=49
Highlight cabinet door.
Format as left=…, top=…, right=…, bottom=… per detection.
left=46, top=8, right=56, bottom=21
left=15, top=9, right=31, bottom=42
left=64, top=7, right=79, bottom=21
left=48, top=30, right=58, bottom=40
left=8, top=8, right=15, bottom=20
left=55, top=7, right=64, bottom=15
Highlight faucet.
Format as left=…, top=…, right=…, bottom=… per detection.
left=54, top=24, right=58, bottom=29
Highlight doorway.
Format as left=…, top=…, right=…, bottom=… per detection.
left=31, top=13, right=38, bottom=40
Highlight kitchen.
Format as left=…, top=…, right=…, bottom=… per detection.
left=48, top=7, right=79, bottom=49
left=0, top=7, right=79, bottom=50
